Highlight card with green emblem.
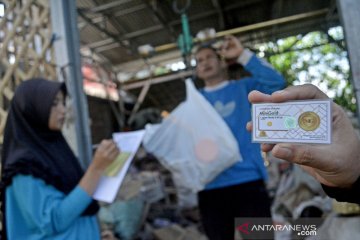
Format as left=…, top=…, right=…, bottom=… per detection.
left=252, top=100, right=331, bottom=144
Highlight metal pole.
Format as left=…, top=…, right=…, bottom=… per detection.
left=50, top=0, right=92, bottom=168
left=337, top=0, right=360, bottom=124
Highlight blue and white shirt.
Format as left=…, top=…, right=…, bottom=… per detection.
left=200, top=49, right=286, bottom=190
left=6, top=174, right=100, bottom=240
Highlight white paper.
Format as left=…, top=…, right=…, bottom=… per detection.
left=93, top=129, right=145, bottom=203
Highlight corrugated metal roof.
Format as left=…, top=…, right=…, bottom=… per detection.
left=77, top=0, right=95, bottom=8
left=76, top=0, right=340, bottom=111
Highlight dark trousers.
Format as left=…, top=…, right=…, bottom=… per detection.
left=198, top=180, right=272, bottom=240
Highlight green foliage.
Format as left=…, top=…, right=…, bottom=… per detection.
left=255, top=27, right=356, bottom=113
left=334, top=81, right=357, bottom=113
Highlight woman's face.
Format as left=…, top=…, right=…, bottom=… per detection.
left=48, top=91, right=66, bottom=131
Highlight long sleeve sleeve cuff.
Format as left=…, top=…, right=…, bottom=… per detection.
left=236, top=48, right=254, bottom=66
left=322, top=176, right=360, bottom=204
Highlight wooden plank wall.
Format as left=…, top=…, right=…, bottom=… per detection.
left=0, top=0, right=56, bottom=142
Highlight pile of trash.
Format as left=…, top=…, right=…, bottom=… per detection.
left=98, top=148, right=207, bottom=240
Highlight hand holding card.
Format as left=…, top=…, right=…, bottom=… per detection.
left=247, top=85, right=360, bottom=189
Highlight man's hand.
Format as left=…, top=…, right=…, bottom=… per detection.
left=247, top=84, right=360, bottom=188
left=219, top=35, right=244, bottom=62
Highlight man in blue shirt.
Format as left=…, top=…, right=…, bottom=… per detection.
left=195, top=35, right=285, bottom=240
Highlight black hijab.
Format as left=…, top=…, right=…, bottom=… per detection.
left=1, top=78, right=98, bottom=238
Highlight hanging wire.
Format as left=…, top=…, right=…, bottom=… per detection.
left=172, top=0, right=191, bottom=14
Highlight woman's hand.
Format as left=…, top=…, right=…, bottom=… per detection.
left=80, top=139, right=120, bottom=195
left=91, top=139, right=120, bottom=172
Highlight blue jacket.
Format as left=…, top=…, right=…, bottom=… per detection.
left=200, top=52, right=285, bottom=190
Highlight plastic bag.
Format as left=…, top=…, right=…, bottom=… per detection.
left=143, top=79, right=241, bottom=192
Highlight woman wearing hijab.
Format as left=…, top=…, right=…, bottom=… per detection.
left=0, top=78, right=120, bottom=239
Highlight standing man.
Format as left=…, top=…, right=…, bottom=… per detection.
left=195, top=35, right=285, bottom=240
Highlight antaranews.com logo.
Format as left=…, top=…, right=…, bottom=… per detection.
left=235, top=218, right=321, bottom=240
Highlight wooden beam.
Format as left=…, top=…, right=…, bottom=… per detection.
left=90, top=0, right=133, bottom=13
left=154, top=8, right=330, bottom=52
left=123, top=70, right=192, bottom=90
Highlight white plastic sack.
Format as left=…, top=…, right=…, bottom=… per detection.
left=143, top=79, right=241, bottom=192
